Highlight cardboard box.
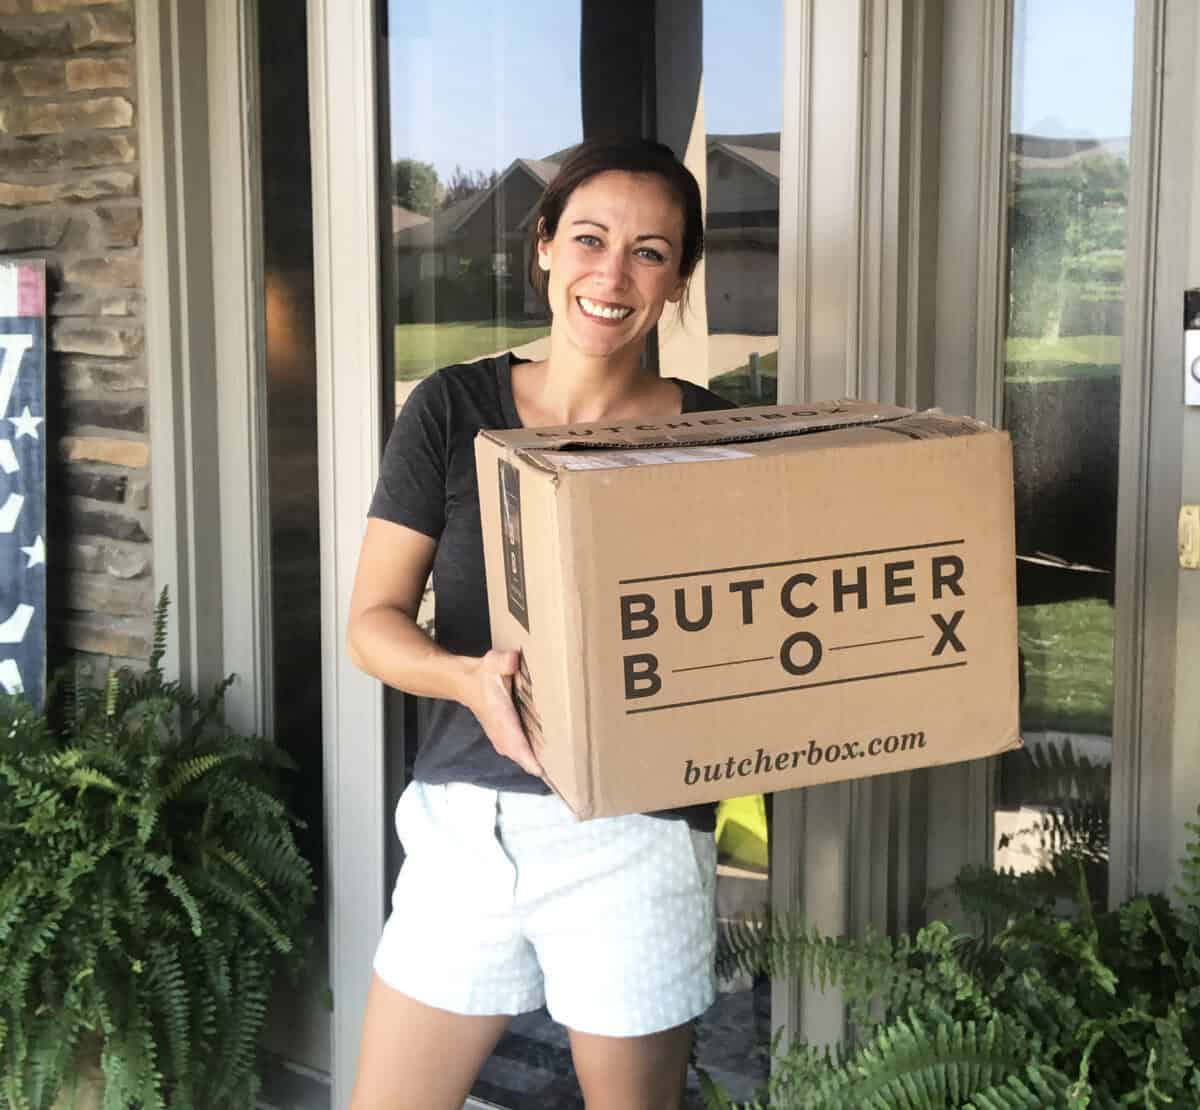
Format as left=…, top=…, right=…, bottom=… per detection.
left=475, top=399, right=1021, bottom=819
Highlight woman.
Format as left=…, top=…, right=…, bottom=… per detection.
left=346, top=137, right=734, bottom=1110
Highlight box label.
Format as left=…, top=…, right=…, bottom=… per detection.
left=550, top=445, right=754, bottom=470
left=616, top=538, right=970, bottom=714
left=497, top=460, right=530, bottom=630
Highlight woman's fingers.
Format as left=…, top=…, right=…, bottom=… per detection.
left=475, top=650, right=542, bottom=777
left=489, top=684, right=542, bottom=776
left=491, top=648, right=520, bottom=677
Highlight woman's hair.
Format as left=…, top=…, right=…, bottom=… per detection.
left=526, top=136, right=705, bottom=312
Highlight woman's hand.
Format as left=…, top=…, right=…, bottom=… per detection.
left=464, top=649, right=543, bottom=777
left=348, top=521, right=542, bottom=778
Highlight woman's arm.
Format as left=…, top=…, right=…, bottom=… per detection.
left=346, top=517, right=541, bottom=776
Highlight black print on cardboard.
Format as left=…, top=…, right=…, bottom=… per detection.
left=498, top=460, right=530, bottom=631
left=618, top=546, right=970, bottom=711
left=513, top=651, right=543, bottom=751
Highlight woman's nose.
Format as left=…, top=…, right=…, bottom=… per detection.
left=594, top=249, right=629, bottom=288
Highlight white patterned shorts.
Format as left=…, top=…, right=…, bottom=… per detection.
left=373, top=780, right=718, bottom=1037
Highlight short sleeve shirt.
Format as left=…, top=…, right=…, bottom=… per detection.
left=368, top=352, right=736, bottom=830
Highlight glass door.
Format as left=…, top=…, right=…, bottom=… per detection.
left=381, top=1, right=782, bottom=1104
left=994, top=0, right=1136, bottom=907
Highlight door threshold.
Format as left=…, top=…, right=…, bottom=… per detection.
left=255, top=1055, right=514, bottom=1110
left=256, top=1055, right=330, bottom=1110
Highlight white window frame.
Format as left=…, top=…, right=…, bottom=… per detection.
left=306, top=2, right=389, bottom=1105
left=1110, top=0, right=1170, bottom=905
left=774, top=0, right=960, bottom=1047
left=140, top=0, right=273, bottom=729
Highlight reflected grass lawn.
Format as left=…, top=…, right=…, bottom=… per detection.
left=395, top=320, right=550, bottom=380
left=1018, top=598, right=1114, bottom=736
left=709, top=350, right=779, bottom=405
left=1006, top=335, right=1121, bottom=382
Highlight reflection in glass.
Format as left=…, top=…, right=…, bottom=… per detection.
left=384, top=0, right=780, bottom=1104
left=704, top=132, right=780, bottom=405
left=256, top=0, right=329, bottom=1076
left=997, top=0, right=1134, bottom=906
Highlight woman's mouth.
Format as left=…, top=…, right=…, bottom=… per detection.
left=577, top=296, right=634, bottom=322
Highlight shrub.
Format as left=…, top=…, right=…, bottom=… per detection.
left=0, top=591, right=315, bottom=1109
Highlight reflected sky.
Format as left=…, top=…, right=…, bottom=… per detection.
left=1011, top=0, right=1135, bottom=139
left=388, top=0, right=1136, bottom=185
left=387, top=0, right=783, bottom=179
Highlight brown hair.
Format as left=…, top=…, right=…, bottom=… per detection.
left=526, top=137, right=704, bottom=312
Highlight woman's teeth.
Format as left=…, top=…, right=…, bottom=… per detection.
left=578, top=297, right=633, bottom=320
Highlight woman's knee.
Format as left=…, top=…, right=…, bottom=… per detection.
left=568, top=1021, right=693, bottom=1110
left=351, top=974, right=511, bottom=1110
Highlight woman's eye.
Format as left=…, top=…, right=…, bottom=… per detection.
left=575, top=234, right=601, bottom=248
left=636, top=247, right=666, bottom=264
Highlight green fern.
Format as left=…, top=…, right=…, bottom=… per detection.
left=703, top=810, right=1200, bottom=1109
left=0, top=588, right=315, bottom=1108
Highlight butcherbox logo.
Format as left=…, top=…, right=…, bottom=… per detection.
left=615, top=538, right=969, bottom=714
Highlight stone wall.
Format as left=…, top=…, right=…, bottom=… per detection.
left=0, top=0, right=151, bottom=672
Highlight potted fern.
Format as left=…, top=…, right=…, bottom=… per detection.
left=705, top=808, right=1200, bottom=1108
left=0, top=590, right=315, bottom=1110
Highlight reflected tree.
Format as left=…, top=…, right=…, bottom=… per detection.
left=392, top=158, right=441, bottom=215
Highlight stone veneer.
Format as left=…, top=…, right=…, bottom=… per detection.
left=0, top=0, right=151, bottom=670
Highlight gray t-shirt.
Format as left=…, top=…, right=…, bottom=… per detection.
left=368, top=352, right=735, bottom=830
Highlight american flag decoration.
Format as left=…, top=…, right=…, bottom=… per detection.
left=0, top=260, right=47, bottom=707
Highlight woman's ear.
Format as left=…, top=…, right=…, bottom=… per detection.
left=666, top=280, right=686, bottom=304
left=536, top=220, right=552, bottom=273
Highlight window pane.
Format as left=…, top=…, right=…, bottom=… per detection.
left=997, top=0, right=1135, bottom=907
left=383, top=1, right=781, bottom=1104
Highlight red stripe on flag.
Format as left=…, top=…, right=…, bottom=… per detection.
left=17, top=265, right=44, bottom=317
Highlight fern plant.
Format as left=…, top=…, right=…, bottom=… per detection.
left=706, top=812, right=1200, bottom=1109
left=0, top=589, right=315, bottom=1109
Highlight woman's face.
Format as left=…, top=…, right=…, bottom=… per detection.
left=537, top=170, right=687, bottom=362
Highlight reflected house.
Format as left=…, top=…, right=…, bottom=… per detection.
left=705, top=132, right=780, bottom=335
left=391, top=203, right=430, bottom=240
left=393, top=159, right=560, bottom=323
left=396, top=134, right=782, bottom=335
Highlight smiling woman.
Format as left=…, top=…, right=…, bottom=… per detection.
left=534, top=169, right=690, bottom=348
left=379, top=2, right=782, bottom=1105
left=349, top=136, right=734, bottom=1110
left=511, top=156, right=701, bottom=424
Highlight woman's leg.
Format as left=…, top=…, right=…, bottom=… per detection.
left=349, top=973, right=512, bottom=1110
left=567, top=1021, right=693, bottom=1110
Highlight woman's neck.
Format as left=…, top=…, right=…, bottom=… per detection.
left=529, top=337, right=661, bottom=425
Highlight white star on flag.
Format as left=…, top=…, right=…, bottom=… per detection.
left=8, top=406, right=42, bottom=439
left=20, top=535, right=44, bottom=569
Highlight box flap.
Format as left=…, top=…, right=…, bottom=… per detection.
left=866, top=412, right=994, bottom=440
left=477, top=398, right=914, bottom=459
